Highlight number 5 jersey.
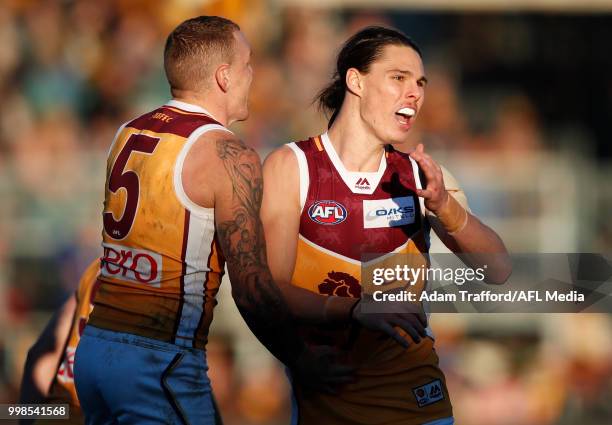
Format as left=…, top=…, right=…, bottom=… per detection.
left=88, top=100, right=229, bottom=349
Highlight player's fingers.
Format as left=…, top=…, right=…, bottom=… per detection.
left=400, top=323, right=422, bottom=344
left=409, top=148, right=424, bottom=163
left=416, top=188, right=434, bottom=199
left=418, top=150, right=439, bottom=168
left=410, top=147, right=443, bottom=181
left=380, top=322, right=410, bottom=349
left=418, top=310, right=428, bottom=327
left=409, top=144, right=425, bottom=161
left=393, top=315, right=426, bottom=340
left=413, top=156, right=440, bottom=185
left=398, top=303, right=426, bottom=322
left=391, top=331, right=410, bottom=349
left=414, top=144, right=439, bottom=169
left=412, top=143, right=441, bottom=174
left=418, top=156, right=442, bottom=181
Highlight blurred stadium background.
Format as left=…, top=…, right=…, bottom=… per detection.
left=0, top=0, right=611, bottom=424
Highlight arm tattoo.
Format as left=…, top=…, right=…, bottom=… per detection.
left=216, top=139, right=262, bottom=217
left=215, top=138, right=304, bottom=366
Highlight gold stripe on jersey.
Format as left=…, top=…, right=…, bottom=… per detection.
left=194, top=235, right=225, bottom=345
left=292, top=231, right=428, bottom=299
left=313, top=135, right=324, bottom=152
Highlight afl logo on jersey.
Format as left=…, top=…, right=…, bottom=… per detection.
left=308, top=200, right=347, bottom=225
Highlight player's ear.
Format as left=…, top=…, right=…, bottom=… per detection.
left=215, top=63, right=231, bottom=93
left=346, top=68, right=363, bottom=97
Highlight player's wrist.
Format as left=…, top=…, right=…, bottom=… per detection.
left=434, top=192, right=468, bottom=235
left=427, top=190, right=449, bottom=215
left=323, top=296, right=359, bottom=324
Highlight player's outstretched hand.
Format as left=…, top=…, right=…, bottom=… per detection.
left=351, top=297, right=428, bottom=348
left=291, top=345, right=355, bottom=394
left=409, top=143, right=447, bottom=214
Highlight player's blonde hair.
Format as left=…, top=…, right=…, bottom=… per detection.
left=164, top=16, right=240, bottom=92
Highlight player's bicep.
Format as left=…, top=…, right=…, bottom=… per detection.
left=261, top=147, right=301, bottom=285
left=212, top=136, right=268, bottom=279
left=211, top=137, right=304, bottom=334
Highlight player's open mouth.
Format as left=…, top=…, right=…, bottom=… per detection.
left=395, top=107, right=416, bottom=125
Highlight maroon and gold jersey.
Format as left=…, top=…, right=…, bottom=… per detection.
left=287, top=133, right=453, bottom=425
left=88, top=100, right=228, bottom=349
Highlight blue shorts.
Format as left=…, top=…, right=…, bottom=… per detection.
left=74, top=326, right=221, bottom=425
left=422, top=418, right=454, bottom=425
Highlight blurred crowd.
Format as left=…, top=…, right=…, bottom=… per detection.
left=0, top=1, right=610, bottom=424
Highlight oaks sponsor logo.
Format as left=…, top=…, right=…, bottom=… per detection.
left=363, top=196, right=415, bottom=229
left=101, top=243, right=162, bottom=287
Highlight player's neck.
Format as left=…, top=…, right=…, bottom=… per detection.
left=171, top=90, right=228, bottom=127
left=327, top=107, right=386, bottom=173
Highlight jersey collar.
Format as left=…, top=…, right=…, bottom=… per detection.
left=165, top=99, right=218, bottom=122
left=320, top=132, right=387, bottom=195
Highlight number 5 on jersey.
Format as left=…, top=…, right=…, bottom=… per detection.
left=103, top=134, right=160, bottom=240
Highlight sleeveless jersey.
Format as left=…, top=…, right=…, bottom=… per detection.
left=288, top=133, right=453, bottom=425
left=42, top=259, right=100, bottom=424
left=88, top=100, right=229, bottom=350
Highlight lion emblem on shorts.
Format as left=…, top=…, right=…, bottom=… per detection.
left=318, top=271, right=361, bottom=298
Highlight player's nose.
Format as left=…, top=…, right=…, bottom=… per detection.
left=404, top=80, right=421, bottom=101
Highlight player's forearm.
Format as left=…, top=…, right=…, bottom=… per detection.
left=444, top=214, right=511, bottom=284
left=266, top=235, right=356, bottom=324
left=432, top=195, right=511, bottom=284
left=229, top=265, right=308, bottom=367
left=19, top=297, right=74, bottom=411
left=19, top=345, right=57, bottom=413
left=276, top=282, right=357, bottom=325
left=266, top=235, right=355, bottom=325
left=218, top=219, right=307, bottom=366
left=19, top=356, right=47, bottom=405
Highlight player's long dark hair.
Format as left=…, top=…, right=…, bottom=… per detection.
left=317, top=26, right=422, bottom=128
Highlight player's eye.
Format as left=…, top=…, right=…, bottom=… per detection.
left=393, top=75, right=404, bottom=81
